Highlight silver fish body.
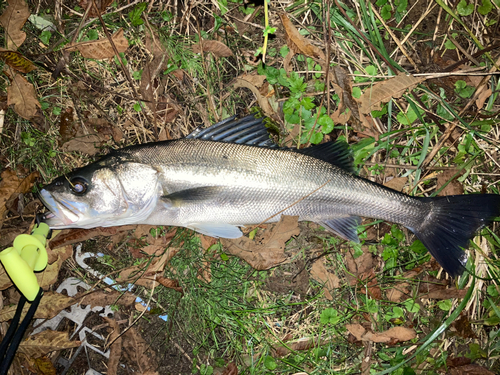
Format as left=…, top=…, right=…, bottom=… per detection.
left=40, top=115, right=500, bottom=276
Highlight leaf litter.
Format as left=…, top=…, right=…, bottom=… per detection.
left=1, top=0, right=499, bottom=373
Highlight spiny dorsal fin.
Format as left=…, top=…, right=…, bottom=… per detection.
left=186, top=114, right=277, bottom=147
left=294, top=141, right=355, bottom=173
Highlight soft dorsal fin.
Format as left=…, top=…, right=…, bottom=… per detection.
left=186, top=114, right=277, bottom=147
left=294, top=141, right=355, bottom=173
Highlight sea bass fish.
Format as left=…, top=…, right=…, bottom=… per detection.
left=40, top=115, right=500, bottom=276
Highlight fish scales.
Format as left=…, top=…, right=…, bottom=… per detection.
left=117, top=139, right=424, bottom=229
left=39, top=114, right=500, bottom=276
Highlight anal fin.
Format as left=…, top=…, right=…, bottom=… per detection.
left=320, top=216, right=361, bottom=243
left=189, top=223, right=243, bottom=239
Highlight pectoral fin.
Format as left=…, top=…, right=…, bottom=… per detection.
left=189, top=222, right=243, bottom=238
left=161, top=186, right=223, bottom=207
left=320, top=216, right=361, bottom=243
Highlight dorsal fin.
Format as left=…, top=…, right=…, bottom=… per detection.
left=294, top=141, right=355, bottom=173
left=186, top=114, right=277, bottom=147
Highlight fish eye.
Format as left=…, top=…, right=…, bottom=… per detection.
left=69, top=177, right=88, bottom=195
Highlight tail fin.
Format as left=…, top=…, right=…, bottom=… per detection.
left=412, top=194, right=500, bottom=277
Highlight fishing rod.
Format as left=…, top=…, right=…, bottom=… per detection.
left=0, top=221, right=50, bottom=375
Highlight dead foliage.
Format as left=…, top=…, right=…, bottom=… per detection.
left=66, top=28, right=129, bottom=59
left=221, top=215, right=300, bottom=270
left=346, top=323, right=416, bottom=344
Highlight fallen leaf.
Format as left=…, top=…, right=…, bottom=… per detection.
left=78, top=0, right=114, bottom=17
left=0, top=48, right=36, bottom=73
left=447, top=356, right=471, bottom=368
left=0, top=0, right=30, bottom=50
left=49, top=225, right=137, bottom=249
left=58, top=107, right=76, bottom=145
left=157, top=276, right=183, bottom=293
left=310, top=259, right=340, bottom=300
left=420, top=288, right=467, bottom=300
left=346, top=324, right=416, bottom=343
left=122, top=327, right=158, bottom=373
left=7, top=73, right=41, bottom=119
left=386, top=270, right=418, bottom=302
left=104, top=317, right=122, bottom=375
left=36, top=245, right=74, bottom=289
left=89, top=117, right=124, bottom=143
left=436, top=169, right=464, bottom=196
left=139, top=49, right=180, bottom=125
left=18, top=330, right=81, bottom=358
left=280, top=14, right=325, bottom=60
left=345, top=249, right=374, bottom=286
left=0, top=291, right=75, bottom=322
left=358, top=73, right=427, bottom=114
left=116, top=249, right=180, bottom=288
left=383, top=177, right=408, bottom=192
left=332, top=66, right=360, bottom=123
left=449, top=364, right=495, bottom=375
left=452, top=313, right=477, bottom=339
left=233, top=74, right=277, bottom=119
left=221, top=216, right=300, bottom=270
left=0, top=169, right=39, bottom=228
left=76, top=289, right=136, bottom=308
left=273, top=336, right=329, bottom=357
left=475, top=88, right=492, bottom=109
left=192, top=40, right=233, bottom=58
left=221, top=362, right=238, bottom=375
left=66, top=28, right=128, bottom=59
left=34, top=356, right=57, bottom=374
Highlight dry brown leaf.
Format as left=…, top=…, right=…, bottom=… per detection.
left=122, top=327, right=158, bottom=373
left=233, top=74, right=277, bottom=119
left=76, top=289, right=136, bottom=308
left=18, top=330, right=81, bottom=358
left=157, top=276, right=183, bottom=293
left=34, top=356, right=57, bottom=374
left=310, top=259, right=340, bottom=300
left=0, top=291, right=75, bottom=322
left=449, top=364, right=495, bottom=375
left=192, top=40, right=233, bottom=58
left=476, top=88, right=492, bottom=109
left=0, top=0, right=30, bottom=50
left=346, top=324, right=416, bottom=343
left=34, top=246, right=72, bottom=291
left=89, top=117, right=124, bottom=143
left=386, top=270, right=418, bottom=302
left=280, top=14, right=325, bottom=60
left=78, top=0, right=113, bottom=17
left=221, top=216, right=300, bottom=270
left=221, top=362, right=238, bottom=375
left=66, top=28, right=128, bottom=59
left=0, top=169, right=38, bottom=227
left=359, top=74, right=427, bottom=114
left=273, top=336, right=328, bottom=357
left=384, top=177, right=408, bottom=192
left=116, top=249, right=179, bottom=288
left=420, top=288, right=467, bottom=300
left=49, top=225, right=137, bottom=249
left=437, top=169, right=464, bottom=196
left=345, top=249, right=374, bottom=286
left=0, top=48, right=36, bottom=73
left=330, top=107, right=351, bottom=124
left=104, top=317, right=122, bottom=375
left=7, top=73, right=41, bottom=119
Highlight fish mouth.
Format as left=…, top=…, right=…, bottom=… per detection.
left=39, top=189, right=81, bottom=228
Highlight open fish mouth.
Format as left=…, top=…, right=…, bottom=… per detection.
left=38, top=189, right=81, bottom=228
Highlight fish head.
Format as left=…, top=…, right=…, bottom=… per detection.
left=39, top=156, right=160, bottom=229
